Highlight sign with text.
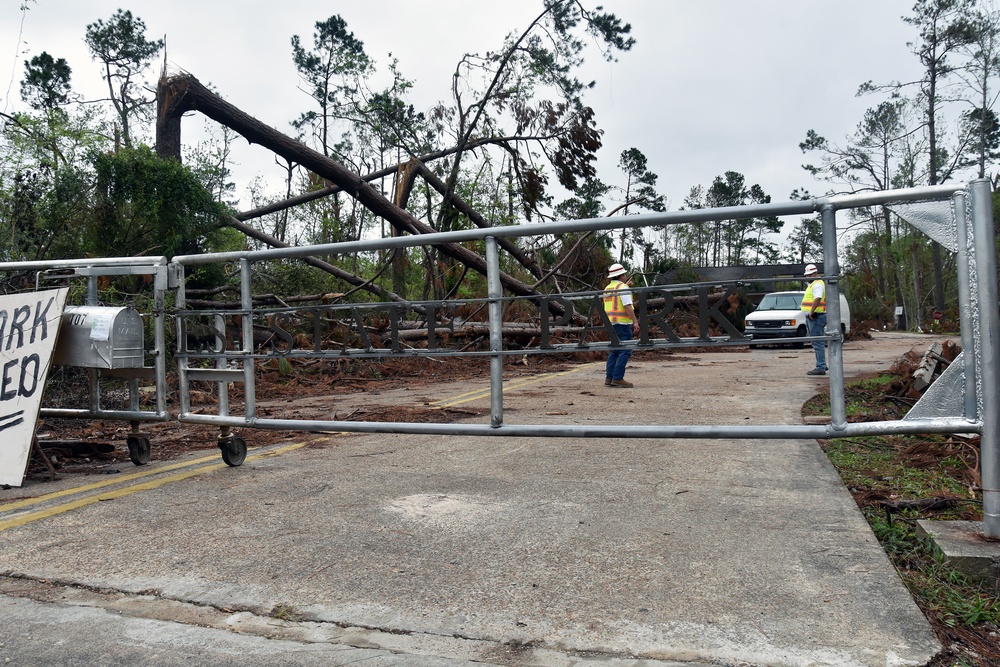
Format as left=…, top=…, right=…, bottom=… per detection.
left=179, top=284, right=749, bottom=362
left=0, top=288, right=68, bottom=487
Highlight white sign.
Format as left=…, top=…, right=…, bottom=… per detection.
left=0, top=288, right=69, bottom=487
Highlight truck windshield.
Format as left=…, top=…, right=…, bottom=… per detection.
left=756, top=293, right=804, bottom=310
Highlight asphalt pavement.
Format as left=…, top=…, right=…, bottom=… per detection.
left=0, top=332, right=950, bottom=666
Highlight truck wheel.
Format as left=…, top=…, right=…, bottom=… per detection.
left=794, top=325, right=807, bottom=349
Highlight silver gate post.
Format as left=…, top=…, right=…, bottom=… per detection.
left=153, top=260, right=169, bottom=417
left=952, top=192, right=978, bottom=422
left=176, top=264, right=191, bottom=417
left=215, top=308, right=229, bottom=421
left=86, top=275, right=100, bottom=414
left=486, top=236, right=503, bottom=428
left=970, top=179, right=1000, bottom=538
left=821, top=204, right=846, bottom=429
left=240, top=258, right=257, bottom=420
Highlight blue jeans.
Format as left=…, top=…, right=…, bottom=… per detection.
left=807, top=312, right=827, bottom=371
left=606, top=323, right=633, bottom=380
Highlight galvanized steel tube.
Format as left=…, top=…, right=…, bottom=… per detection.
left=821, top=205, right=847, bottom=429
left=486, top=237, right=504, bottom=428
left=176, top=264, right=191, bottom=418
left=177, top=413, right=977, bottom=440
left=0, top=256, right=169, bottom=272
left=969, top=179, right=1000, bottom=538
left=153, top=261, right=169, bottom=418
left=952, top=192, right=978, bottom=423
left=215, top=312, right=230, bottom=420
left=241, top=258, right=256, bottom=420
left=40, top=408, right=171, bottom=422
left=825, top=184, right=961, bottom=210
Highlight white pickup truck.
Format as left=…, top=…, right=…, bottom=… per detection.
left=743, top=290, right=851, bottom=347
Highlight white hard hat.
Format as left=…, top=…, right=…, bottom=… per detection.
left=804, top=263, right=819, bottom=276
left=608, top=262, right=627, bottom=278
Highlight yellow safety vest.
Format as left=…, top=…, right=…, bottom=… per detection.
left=801, top=279, right=826, bottom=313
left=603, top=280, right=633, bottom=324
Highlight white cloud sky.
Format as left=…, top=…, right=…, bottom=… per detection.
left=3, top=0, right=932, bottom=229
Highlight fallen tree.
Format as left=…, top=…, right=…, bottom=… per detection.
left=155, top=72, right=558, bottom=309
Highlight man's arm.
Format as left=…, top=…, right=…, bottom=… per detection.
left=625, top=304, right=639, bottom=331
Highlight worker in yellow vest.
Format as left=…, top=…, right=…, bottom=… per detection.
left=603, top=263, right=640, bottom=388
left=801, top=263, right=827, bottom=376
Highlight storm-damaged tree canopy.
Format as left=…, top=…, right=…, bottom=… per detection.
left=155, top=1, right=637, bottom=307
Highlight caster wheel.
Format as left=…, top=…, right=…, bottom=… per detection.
left=219, top=435, right=247, bottom=467
left=127, top=434, right=151, bottom=466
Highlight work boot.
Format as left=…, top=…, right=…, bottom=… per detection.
left=605, top=377, right=613, bottom=386
left=610, top=379, right=634, bottom=388
left=806, top=368, right=826, bottom=376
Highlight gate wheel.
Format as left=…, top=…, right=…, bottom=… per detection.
left=127, top=434, right=151, bottom=466
left=219, top=435, right=247, bottom=467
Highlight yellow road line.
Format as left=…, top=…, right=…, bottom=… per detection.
left=0, top=452, right=223, bottom=513
left=0, top=440, right=316, bottom=533
left=0, top=464, right=231, bottom=532
left=427, top=373, right=555, bottom=404
left=431, top=363, right=597, bottom=408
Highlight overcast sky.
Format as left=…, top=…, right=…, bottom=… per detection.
left=4, top=1, right=929, bottom=232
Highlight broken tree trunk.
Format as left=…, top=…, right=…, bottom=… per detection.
left=232, top=140, right=497, bottom=223
left=411, top=161, right=542, bottom=280
left=913, top=342, right=944, bottom=392
left=155, top=73, right=556, bottom=309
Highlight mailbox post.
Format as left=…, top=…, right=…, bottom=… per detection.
left=53, top=306, right=152, bottom=465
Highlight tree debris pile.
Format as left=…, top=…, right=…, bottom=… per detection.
left=844, top=321, right=874, bottom=343
left=890, top=340, right=961, bottom=399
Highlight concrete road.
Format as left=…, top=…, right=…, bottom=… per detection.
left=0, top=332, right=951, bottom=666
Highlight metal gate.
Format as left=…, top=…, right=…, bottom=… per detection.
left=1, top=180, right=996, bottom=537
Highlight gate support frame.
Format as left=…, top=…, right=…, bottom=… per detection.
left=486, top=237, right=504, bottom=428
left=970, top=179, right=999, bottom=539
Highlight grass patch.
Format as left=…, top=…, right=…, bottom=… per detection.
left=805, top=372, right=999, bottom=665
left=269, top=603, right=305, bottom=622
